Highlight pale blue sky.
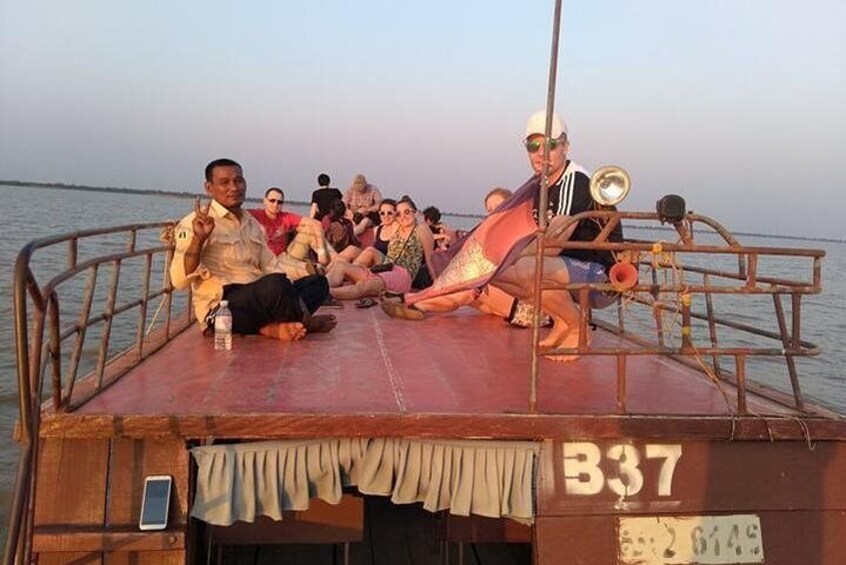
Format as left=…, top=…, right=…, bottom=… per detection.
left=1, top=1, right=843, bottom=238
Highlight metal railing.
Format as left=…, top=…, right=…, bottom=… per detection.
left=2, top=212, right=827, bottom=563
left=527, top=210, right=824, bottom=414
left=5, top=222, right=191, bottom=565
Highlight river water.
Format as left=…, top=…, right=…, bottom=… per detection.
left=1, top=183, right=845, bottom=545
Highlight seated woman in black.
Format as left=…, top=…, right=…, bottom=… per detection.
left=323, top=199, right=361, bottom=262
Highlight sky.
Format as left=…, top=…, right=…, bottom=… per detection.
left=1, top=0, right=844, bottom=239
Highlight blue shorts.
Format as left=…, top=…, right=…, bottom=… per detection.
left=561, top=257, right=618, bottom=309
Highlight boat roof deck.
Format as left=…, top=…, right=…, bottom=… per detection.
left=76, top=304, right=798, bottom=421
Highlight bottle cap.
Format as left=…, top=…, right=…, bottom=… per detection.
left=219, top=300, right=228, bottom=307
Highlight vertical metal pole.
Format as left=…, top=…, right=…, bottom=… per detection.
left=680, top=294, right=692, bottom=353
left=651, top=266, right=665, bottom=348
left=735, top=353, right=748, bottom=415
left=746, top=253, right=758, bottom=288
left=529, top=0, right=564, bottom=413
left=773, top=293, right=804, bottom=410
left=703, top=274, right=721, bottom=377
left=616, top=354, right=627, bottom=414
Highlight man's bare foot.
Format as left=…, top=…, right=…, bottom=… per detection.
left=542, top=329, right=591, bottom=362
left=304, top=314, right=337, bottom=334
left=538, top=320, right=569, bottom=348
left=259, top=322, right=307, bottom=341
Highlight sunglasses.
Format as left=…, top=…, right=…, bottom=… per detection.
left=524, top=137, right=561, bottom=154
left=379, top=210, right=395, bottom=216
left=398, top=209, right=415, bottom=216
left=267, top=198, right=283, bottom=204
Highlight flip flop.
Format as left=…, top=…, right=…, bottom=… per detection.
left=380, top=300, right=425, bottom=321
left=356, top=297, right=378, bottom=309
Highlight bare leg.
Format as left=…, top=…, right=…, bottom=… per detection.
left=413, top=289, right=479, bottom=313
left=325, top=261, right=349, bottom=287
left=286, top=218, right=335, bottom=265
left=339, top=245, right=361, bottom=262
left=326, top=259, right=373, bottom=286
left=493, top=255, right=583, bottom=361
left=474, top=286, right=516, bottom=318
left=353, top=247, right=387, bottom=268
left=330, top=278, right=385, bottom=300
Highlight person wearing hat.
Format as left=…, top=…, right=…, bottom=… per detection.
left=343, top=173, right=383, bottom=235
left=385, top=110, right=623, bottom=362
left=492, top=110, right=623, bottom=359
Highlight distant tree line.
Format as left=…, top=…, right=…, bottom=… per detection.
left=0, top=180, right=840, bottom=243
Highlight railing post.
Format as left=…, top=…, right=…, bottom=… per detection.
left=681, top=293, right=693, bottom=353
left=650, top=265, right=665, bottom=347
left=735, top=353, right=748, bottom=414
left=746, top=253, right=758, bottom=288
left=616, top=354, right=627, bottom=414
left=703, top=274, right=721, bottom=378
left=773, top=292, right=804, bottom=411
left=578, top=288, right=590, bottom=348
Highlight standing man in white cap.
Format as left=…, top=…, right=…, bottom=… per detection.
left=488, top=111, right=622, bottom=360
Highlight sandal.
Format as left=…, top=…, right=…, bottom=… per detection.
left=380, top=300, right=425, bottom=321
left=356, top=297, right=379, bottom=309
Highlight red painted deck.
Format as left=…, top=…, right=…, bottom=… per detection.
left=78, top=305, right=795, bottom=419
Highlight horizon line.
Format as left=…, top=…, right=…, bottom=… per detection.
left=2, top=180, right=843, bottom=245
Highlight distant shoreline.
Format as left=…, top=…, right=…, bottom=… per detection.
left=2, top=180, right=842, bottom=244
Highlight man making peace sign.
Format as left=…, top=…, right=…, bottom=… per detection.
left=171, top=158, right=336, bottom=341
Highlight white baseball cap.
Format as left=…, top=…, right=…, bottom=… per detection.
left=524, top=110, right=567, bottom=140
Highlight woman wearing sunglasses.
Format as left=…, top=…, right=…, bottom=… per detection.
left=374, top=199, right=400, bottom=252
left=386, top=196, right=436, bottom=289
left=354, top=199, right=399, bottom=261
left=352, top=196, right=436, bottom=289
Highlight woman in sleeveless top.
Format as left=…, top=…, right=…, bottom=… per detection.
left=372, top=200, right=398, bottom=255
left=352, top=196, right=434, bottom=286
left=386, top=197, right=435, bottom=285
left=353, top=199, right=400, bottom=269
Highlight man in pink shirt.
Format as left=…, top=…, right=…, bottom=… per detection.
left=249, top=187, right=333, bottom=265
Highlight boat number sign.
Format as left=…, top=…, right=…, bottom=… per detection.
left=562, top=442, right=682, bottom=497
left=560, top=443, right=765, bottom=564
left=618, top=515, right=764, bottom=564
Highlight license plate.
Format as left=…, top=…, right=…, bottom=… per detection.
left=618, top=514, right=764, bottom=564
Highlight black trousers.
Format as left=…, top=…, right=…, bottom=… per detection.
left=221, top=273, right=329, bottom=334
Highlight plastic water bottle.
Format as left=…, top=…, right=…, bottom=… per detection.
left=214, top=300, right=232, bottom=351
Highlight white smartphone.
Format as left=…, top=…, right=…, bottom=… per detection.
left=139, top=475, right=172, bottom=531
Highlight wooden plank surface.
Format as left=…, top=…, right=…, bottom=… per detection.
left=107, top=439, right=189, bottom=529
left=34, top=439, right=110, bottom=527
left=73, top=305, right=807, bottom=420
left=32, top=527, right=184, bottom=552
left=38, top=411, right=846, bottom=441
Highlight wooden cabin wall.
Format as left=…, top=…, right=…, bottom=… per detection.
left=32, top=437, right=189, bottom=564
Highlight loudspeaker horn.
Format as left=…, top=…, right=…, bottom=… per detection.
left=609, top=261, right=638, bottom=291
